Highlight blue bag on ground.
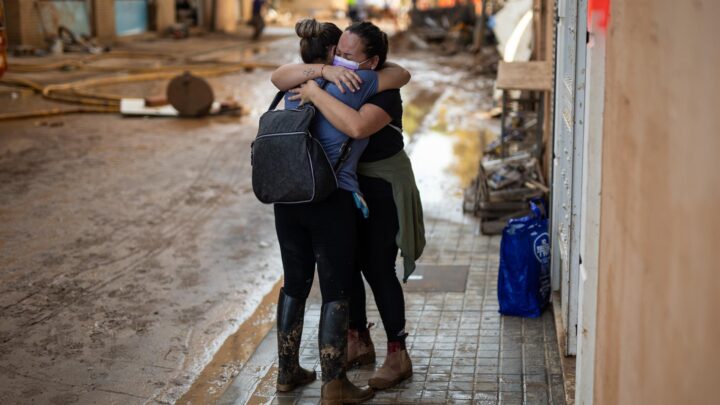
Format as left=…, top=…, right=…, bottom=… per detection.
left=498, top=200, right=551, bottom=318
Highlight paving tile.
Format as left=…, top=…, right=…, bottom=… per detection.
left=499, top=391, right=524, bottom=404
left=476, top=350, right=500, bottom=358
left=396, top=390, right=423, bottom=401
left=425, top=373, right=451, bottom=383
left=427, top=364, right=453, bottom=374
left=474, top=381, right=499, bottom=391
left=424, top=381, right=450, bottom=391
left=295, top=400, right=319, bottom=405
left=413, top=357, right=431, bottom=366
left=452, top=357, right=475, bottom=367
left=526, top=387, right=550, bottom=404
left=271, top=397, right=297, bottom=405
left=473, top=391, right=498, bottom=401
left=452, top=365, right=476, bottom=374
left=450, top=373, right=475, bottom=382
left=449, top=381, right=474, bottom=391
left=499, top=381, right=523, bottom=392
left=475, top=366, right=498, bottom=374
left=422, top=389, right=448, bottom=400
left=448, top=400, right=474, bottom=405
left=448, top=390, right=473, bottom=400
left=476, top=357, right=499, bottom=367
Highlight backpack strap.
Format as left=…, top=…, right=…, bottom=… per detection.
left=267, top=91, right=286, bottom=111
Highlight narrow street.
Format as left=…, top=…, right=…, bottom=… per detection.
left=0, top=30, right=541, bottom=404
left=3, top=0, right=720, bottom=403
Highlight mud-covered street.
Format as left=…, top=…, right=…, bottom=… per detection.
left=0, top=30, right=496, bottom=404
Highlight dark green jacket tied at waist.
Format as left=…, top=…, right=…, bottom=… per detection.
left=357, top=150, right=426, bottom=282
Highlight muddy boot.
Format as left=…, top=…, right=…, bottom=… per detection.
left=368, top=341, right=413, bottom=390
left=276, top=288, right=317, bottom=392
left=319, top=300, right=374, bottom=405
left=346, top=324, right=376, bottom=368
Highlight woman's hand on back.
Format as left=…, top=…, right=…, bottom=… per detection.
left=288, top=80, right=322, bottom=106
left=321, top=65, right=362, bottom=93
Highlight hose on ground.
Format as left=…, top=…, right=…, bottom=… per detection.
left=0, top=61, right=279, bottom=120
left=0, top=107, right=119, bottom=121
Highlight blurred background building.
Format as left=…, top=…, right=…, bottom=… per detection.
left=0, top=0, right=718, bottom=404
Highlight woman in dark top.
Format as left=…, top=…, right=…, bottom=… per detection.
left=353, top=88, right=419, bottom=390
left=288, top=24, right=424, bottom=390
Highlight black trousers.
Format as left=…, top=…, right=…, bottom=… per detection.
left=274, top=189, right=357, bottom=303
left=349, top=175, right=406, bottom=342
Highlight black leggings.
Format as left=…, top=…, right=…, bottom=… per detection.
left=274, top=189, right=357, bottom=303
left=349, top=175, right=406, bottom=342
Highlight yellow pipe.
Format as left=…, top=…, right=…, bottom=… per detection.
left=0, top=106, right=118, bottom=121
left=0, top=59, right=276, bottom=119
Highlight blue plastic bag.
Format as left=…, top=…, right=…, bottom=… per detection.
left=498, top=200, right=551, bottom=318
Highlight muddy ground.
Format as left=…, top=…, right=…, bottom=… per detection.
left=0, top=29, right=497, bottom=404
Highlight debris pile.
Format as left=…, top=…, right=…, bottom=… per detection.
left=410, top=5, right=476, bottom=45
left=397, top=4, right=490, bottom=55
left=464, top=108, right=547, bottom=235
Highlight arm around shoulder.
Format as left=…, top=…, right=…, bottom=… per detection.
left=289, top=82, right=392, bottom=139
left=377, top=62, right=411, bottom=93
left=270, top=63, right=324, bottom=91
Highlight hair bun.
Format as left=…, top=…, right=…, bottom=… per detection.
left=295, top=18, right=321, bottom=39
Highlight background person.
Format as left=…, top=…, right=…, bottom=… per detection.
left=251, top=0, right=266, bottom=40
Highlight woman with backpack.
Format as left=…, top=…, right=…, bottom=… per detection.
left=268, top=19, right=411, bottom=405
left=275, top=21, right=425, bottom=392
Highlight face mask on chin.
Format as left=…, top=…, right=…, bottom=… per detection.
left=332, top=55, right=371, bottom=71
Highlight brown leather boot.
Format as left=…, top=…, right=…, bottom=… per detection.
left=346, top=324, right=376, bottom=368
left=319, top=300, right=374, bottom=405
left=276, top=289, right=316, bottom=392
left=321, top=375, right=374, bottom=405
left=368, top=341, right=413, bottom=390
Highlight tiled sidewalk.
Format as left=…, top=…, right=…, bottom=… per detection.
left=220, top=214, right=565, bottom=405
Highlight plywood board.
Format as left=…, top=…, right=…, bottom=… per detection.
left=496, top=61, right=553, bottom=91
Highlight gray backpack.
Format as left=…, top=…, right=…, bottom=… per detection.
left=251, top=89, right=352, bottom=204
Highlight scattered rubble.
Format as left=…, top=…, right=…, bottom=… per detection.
left=464, top=101, right=547, bottom=235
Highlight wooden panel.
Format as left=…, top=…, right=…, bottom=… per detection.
left=496, top=61, right=553, bottom=91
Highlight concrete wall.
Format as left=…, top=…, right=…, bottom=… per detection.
left=202, top=0, right=215, bottom=30
left=155, top=0, right=176, bottom=32
left=4, top=0, right=45, bottom=48
left=6, top=1, right=181, bottom=47
left=92, top=0, right=117, bottom=42
left=276, top=0, right=345, bottom=17
left=594, top=1, right=720, bottom=404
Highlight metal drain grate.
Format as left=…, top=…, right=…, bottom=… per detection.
left=397, top=264, right=469, bottom=292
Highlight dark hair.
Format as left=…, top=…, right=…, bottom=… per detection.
left=295, top=19, right=342, bottom=63
left=346, top=21, right=389, bottom=69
